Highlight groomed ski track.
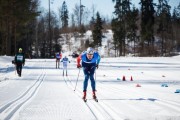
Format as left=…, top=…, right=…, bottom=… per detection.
left=0, top=58, right=180, bottom=120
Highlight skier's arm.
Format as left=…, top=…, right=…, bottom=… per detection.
left=14, top=55, right=17, bottom=64
left=68, top=58, right=70, bottom=63
left=96, top=54, right=101, bottom=69
left=77, top=55, right=82, bottom=68
left=61, top=58, right=63, bottom=62
left=97, top=54, right=101, bottom=65
left=60, top=54, right=62, bottom=59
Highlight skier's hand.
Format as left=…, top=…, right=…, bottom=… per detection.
left=12, top=60, right=15, bottom=64
left=77, top=64, right=81, bottom=68
left=96, top=64, right=99, bottom=69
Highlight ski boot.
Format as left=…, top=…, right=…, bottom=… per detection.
left=92, top=91, right=98, bottom=102
left=19, top=71, right=21, bottom=77
left=17, top=70, right=21, bottom=77
left=82, top=91, right=87, bottom=102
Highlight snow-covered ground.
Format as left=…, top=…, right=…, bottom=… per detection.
left=0, top=55, right=180, bottom=120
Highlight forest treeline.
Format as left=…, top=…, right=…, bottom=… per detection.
left=0, top=0, right=179, bottom=57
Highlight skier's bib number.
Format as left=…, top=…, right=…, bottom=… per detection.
left=17, top=56, right=23, bottom=61
left=56, top=55, right=60, bottom=59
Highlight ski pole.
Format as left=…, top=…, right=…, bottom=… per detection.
left=14, top=64, right=16, bottom=75
left=95, top=70, right=96, bottom=81
left=74, top=68, right=81, bottom=91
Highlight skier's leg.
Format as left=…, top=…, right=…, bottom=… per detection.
left=58, top=60, right=59, bottom=68
left=90, top=73, right=96, bottom=91
left=62, top=64, right=65, bottom=76
left=82, top=90, right=86, bottom=100
left=90, top=74, right=97, bottom=99
left=16, top=64, right=19, bottom=75
left=90, top=68, right=96, bottom=91
left=56, top=60, right=57, bottom=68
left=63, top=68, right=64, bottom=76
left=92, top=90, right=97, bottom=99
left=83, top=69, right=89, bottom=92
left=90, top=68, right=96, bottom=99
left=16, top=64, right=20, bottom=76
left=19, top=64, right=22, bottom=77
left=83, top=74, right=89, bottom=91
left=59, top=59, right=61, bottom=68
left=82, top=69, right=89, bottom=100
left=65, top=67, right=67, bottom=76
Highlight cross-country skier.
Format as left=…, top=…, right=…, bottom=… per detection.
left=77, top=47, right=101, bottom=101
left=61, top=56, right=70, bottom=76
left=14, top=48, right=25, bottom=77
left=55, top=52, right=62, bottom=68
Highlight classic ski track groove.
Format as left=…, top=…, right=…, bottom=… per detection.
left=63, top=75, right=97, bottom=117
left=0, top=63, right=46, bottom=120
left=62, top=75, right=98, bottom=119
left=63, top=74, right=116, bottom=120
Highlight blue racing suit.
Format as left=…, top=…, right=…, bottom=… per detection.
left=77, top=52, right=101, bottom=92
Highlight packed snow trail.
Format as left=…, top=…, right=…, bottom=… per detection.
left=0, top=60, right=46, bottom=120
left=0, top=57, right=180, bottom=120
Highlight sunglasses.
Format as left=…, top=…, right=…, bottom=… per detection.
left=87, top=54, right=93, bottom=56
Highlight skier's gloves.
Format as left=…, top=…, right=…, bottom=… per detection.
left=77, top=64, right=81, bottom=68
left=96, top=64, right=99, bottom=69
left=12, top=60, right=15, bottom=64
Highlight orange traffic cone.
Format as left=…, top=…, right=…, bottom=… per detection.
left=122, top=76, right=126, bottom=81
left=130, top=76, right=133, bottom=81
left=136, top=84, right=141, bottom=87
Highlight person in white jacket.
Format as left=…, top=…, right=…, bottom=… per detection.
left=61, top=56, right=70, bottom=76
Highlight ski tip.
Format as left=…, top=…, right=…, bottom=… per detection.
left=93, top=98, right=98, bottom=102
left=92, top=98, right=98, bottom=102
left=83, top=99, right=87, bottom=102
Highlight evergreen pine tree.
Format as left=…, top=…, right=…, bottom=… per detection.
left=126, top=6, right=139, bottom=55
left=172, top=3, right=180, bottom=51
left=156, top=0, right=172, bottom=56
left=140, top=0, right=155, bottom=56
left=112, top=0, right=131, bottom=56
left=61, top=1, right=69, bottom=29
left=92, top=12, right=103, bottom=47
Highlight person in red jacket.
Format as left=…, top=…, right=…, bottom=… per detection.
left=55, top=52, right=62, bottom=68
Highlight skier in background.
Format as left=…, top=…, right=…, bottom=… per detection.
left=55, top=52, right=62, bottom=68
left=14, top=48, right=25, bottom=77
left=61, top=56, right=70, bottom=76
left=77, top=47, right=101, bottom=101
